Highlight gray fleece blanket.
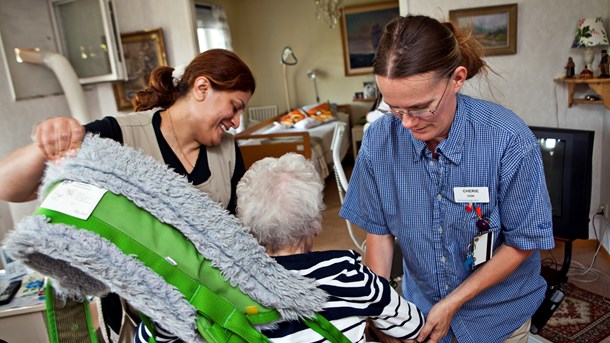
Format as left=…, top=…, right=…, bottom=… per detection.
left=3, top=134, right=327, bottom=343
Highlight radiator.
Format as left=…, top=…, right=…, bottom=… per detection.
left=247, top=105, right=278, bottom=124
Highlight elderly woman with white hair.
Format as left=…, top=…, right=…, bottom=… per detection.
left=236, top=153, right=424, bottom=342
left=135, top=152, right=424, bottom=342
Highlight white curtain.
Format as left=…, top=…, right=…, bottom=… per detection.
left=195, top=3, right=232, bottom=52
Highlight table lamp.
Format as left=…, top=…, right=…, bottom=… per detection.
left=280, top=46, right=298, bottom=111
left=306, top=70, right=320, bottom=103
left=571, top=17, right=609, bottom=78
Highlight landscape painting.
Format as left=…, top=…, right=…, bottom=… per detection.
left=449, top=4, right=518, bottom=56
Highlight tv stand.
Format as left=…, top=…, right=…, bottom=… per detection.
left=541, top=239, right=573, bottom=286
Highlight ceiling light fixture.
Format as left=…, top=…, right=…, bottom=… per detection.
left=314, top=0, right=343, bottom=29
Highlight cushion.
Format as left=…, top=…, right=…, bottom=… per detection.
left=303, top=102, right=336, bottom=123
left=293, top=117, right=321, bottom=129
left=277, top=108, right=307, bottom=127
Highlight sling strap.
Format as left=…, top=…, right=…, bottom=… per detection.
left=45, top=281, right=100, bottom=343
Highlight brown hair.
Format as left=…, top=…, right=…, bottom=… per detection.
left=132, top=49, right=256, bottom=111
left=374, top=15, right=487, bottom=80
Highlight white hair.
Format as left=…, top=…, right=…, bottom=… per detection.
left=236, top=153, right=325, bottom=252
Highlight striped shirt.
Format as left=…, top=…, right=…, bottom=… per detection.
left=134, top=250, right=424, bottom=342
left=340, top=93, right=555, bottom=343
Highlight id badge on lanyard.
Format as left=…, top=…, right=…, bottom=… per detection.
left=453, top=187, right=494, bottom=271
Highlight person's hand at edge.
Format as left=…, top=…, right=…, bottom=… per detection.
left=34, top=116, right=85, bottom=161
left=416, top=299, right=457, bottom=343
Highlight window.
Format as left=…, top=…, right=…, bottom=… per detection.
left=195, top=3, right=232, bottom=52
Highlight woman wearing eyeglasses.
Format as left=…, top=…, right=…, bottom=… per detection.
left=340, top=15, right=554, bottom=343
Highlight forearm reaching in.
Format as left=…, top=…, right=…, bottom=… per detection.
left=0, top=116, right=84, bottom=202
left=364, top=233, right=396, bottom=279
left=363, top=233, right=402, bottom=343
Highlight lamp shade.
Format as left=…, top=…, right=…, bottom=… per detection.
left=572, top=17, right=609, bottom=48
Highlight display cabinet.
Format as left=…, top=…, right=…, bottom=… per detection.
left=49, top=0, right=126, bottom=84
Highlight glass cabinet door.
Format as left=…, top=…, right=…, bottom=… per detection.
left=49, top=0, right=126, bottom=84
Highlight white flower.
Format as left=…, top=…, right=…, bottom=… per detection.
left=172, top=64, right=187, bottom=86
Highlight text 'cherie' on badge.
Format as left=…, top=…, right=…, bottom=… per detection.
left=453, top=187, right=489, bottom=203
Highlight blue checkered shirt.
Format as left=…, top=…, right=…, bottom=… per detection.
left=340, top=93, right=555, bottom=343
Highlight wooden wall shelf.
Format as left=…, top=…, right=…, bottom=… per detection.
left=352, top=97, right=376, bottom=103
left=554, top=77, right=610, bottom=110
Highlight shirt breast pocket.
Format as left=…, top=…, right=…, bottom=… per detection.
left=457, top=204, right=502, bottom=249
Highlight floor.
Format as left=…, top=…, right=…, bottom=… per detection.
left=313, top=158, right=610, bottom=343
left=314, top=174, right=367, bottom=253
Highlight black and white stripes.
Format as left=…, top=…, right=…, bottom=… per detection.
left=261, top=250, right=424, bottom=342
left=136, top=249, right=424, bottom=343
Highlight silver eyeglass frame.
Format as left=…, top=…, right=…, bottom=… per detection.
left=377, top=75, right=452, bottom=120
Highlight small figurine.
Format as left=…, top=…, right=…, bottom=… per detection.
left=565, top=57, right=576, bottom=78
left=599, top=49, right=609, bottom=78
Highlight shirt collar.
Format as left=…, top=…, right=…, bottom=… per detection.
left=410, top=93, right=466, bottom=165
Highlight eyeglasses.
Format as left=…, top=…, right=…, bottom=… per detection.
left=377, top=76, right=452, bottom=120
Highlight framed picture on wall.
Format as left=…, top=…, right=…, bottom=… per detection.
left=340, top=1, right=400, bottom=76
left=112, top=28, right=168, bottom=110
left=449, top=4, right=518, bottom=56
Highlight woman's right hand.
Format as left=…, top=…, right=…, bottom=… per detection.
left=33, top=116, right=85, bottom=161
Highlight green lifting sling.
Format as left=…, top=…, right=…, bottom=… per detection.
left=38, top=181, right=349, bottom=343
left=4, top=134, right=350, bottom=343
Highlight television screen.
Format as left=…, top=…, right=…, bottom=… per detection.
left=529, top=126, right=594, bottom=241
left=538, top=137, right=565, bottom=217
